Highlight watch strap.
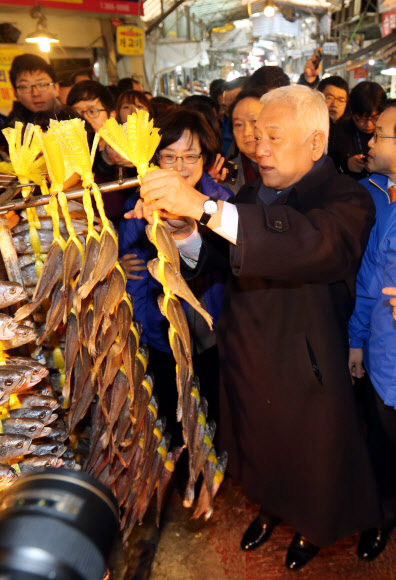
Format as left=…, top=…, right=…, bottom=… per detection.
left=199, top=196, right=217, bottom=226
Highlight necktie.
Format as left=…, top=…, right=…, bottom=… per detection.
left=389, top=186, right=396, bottom=203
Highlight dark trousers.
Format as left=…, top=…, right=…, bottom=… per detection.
left=362, top=375, right=396, bottom=526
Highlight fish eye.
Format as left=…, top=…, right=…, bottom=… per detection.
left=16, top=442, right=23, bottom=449
left=39, top=412, right=45, bottom=419
left=29, top=426, right=36, bottom=432
left=4, top=379, right=12, bottom=386
left=53, top=446, right=58, bottom=452
left=45, top=462, right=51, bottom=467
left=9, top=289, right=16, bottom=294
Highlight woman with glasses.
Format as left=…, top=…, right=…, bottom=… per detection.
left=332, top=81, right=387, bottom=179
left=119, top=108, right=233, bottom=438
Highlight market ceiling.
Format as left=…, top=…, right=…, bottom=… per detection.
left=144, top=0, right=342, bottom=31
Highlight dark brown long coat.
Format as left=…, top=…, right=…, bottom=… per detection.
left=193, top=157, right=381, bottom=547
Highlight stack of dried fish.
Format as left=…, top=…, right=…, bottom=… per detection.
left=0, top=279, right=73, bottom=487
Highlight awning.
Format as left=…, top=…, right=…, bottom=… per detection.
left=326, top=29, right=396, bottom=72
left=144, top=37, right=210, bottom=91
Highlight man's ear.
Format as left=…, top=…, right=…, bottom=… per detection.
left=110, top=110, right=117, bottom=119
left=311, top=131, right=326, bottom=161
left=54, top=83, right=60, bottom=98
left=13, top=89, right=18, bottom=101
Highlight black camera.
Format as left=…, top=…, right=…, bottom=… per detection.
left=223, top=160, right=238, bottom=185
left=0, top=468, right=119, bottom=580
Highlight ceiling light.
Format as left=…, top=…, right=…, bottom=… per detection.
left=25, top=6, right=59, bottom=53
left=263, top=0, right=276, bottom=17
left=369, top=59, right=375, bottom=66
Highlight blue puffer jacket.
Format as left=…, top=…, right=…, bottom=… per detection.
left=359, top=173, right=392, bottom=214
left=349, top=201, right=396, bottom=408
left=118, top=172, right=233, bottom=352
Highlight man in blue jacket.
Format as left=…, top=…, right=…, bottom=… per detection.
left=349, top=101, right=396, bottom=562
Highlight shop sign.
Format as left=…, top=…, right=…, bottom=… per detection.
left=354, top=65, right=369, bottom=79
left=382, top=9, right=396, bottom=37
left=0, top=46, right=24, bottom=112
left=116, top=26, right=144, bottom=55
left=322, top=42, right=338, bottom=55
left=0, top=0, right=143, bottom=16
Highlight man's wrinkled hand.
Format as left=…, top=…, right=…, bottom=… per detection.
left=140, top=168, right=205, bottom=220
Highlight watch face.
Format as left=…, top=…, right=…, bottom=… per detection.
left=203, top=199, right=218, bottom=214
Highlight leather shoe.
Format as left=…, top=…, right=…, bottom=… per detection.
left=285, top=533, right=319, bottom=570
left=357, top=528, right=391, bottom=561
left=240, top=512, right=280, bottom=551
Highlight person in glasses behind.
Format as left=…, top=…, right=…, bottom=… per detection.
left=332, top=81, right=387, bottom=179
left=5, top=53, right=62, bottom=129
left=67, top=80, right=135, bottom=228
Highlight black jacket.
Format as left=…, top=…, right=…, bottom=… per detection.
left=186, top=157, right=381, bottom=546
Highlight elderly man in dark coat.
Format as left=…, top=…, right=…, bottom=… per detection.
left=135, top=85, right=382, bottom=571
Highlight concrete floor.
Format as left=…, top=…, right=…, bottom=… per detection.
left=121, top=475, right=396, bottom=580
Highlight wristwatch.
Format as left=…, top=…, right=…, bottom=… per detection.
left=199, top=196, right=218, bottom=226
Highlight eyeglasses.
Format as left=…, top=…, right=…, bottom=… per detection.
left=372, top=130, right=396, bottom=143
left=16, top=82, right=55, bottom=94
left=78, top=108, right=107, bottom=120
left=158, top=153, right=202, bottom=165
left=354, top=113, right=380, bottom=123
left=324, top=94, right=347, bottom=104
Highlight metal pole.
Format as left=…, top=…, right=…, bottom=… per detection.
left=0, top=177, right=140, bottom=215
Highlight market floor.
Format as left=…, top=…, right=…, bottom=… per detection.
left=121, top=475, right=396, bottom=580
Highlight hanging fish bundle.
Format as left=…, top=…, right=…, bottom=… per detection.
left=98, top=110, right=227, bottom=516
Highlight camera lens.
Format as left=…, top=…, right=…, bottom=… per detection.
left=0, top=468, right=119, bottom=580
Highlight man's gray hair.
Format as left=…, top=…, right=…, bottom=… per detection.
left=260, top=85, right=329, bottom=151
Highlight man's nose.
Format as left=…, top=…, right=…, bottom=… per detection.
left=31, top=85, right=40, bottom=95
left=256, top=140, right=270, bottom=157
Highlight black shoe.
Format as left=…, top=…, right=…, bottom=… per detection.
left=285, top=533, right=320, bottom=571
left=357, top=528, right=391, bottom=561
left=240, top=511, right=280, bottom=551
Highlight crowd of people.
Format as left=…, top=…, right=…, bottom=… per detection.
left=3, top=51, right=396, bottom=572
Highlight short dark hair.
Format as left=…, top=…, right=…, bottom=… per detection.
left=348, top=81, right=387, bottom=116
left=155, top=108, right=220, bottom=170
left=10, top=54, right=56, bottom=89
left=229, top=88, right=263, bottom=121
left=224, top=77, right=246, bottom=93
left=150, top=96, right=177, bottom=119
left=317, top=75, right=349, bottom=96
left=66, top=80, right=115, bottom=113
left=116, top=89, right=153, bottom=121
left=210, top=78, right=226, bottom=102
left=117, top=77, right=142, bottom=92
left=181, top=96, right=222, bottom=151
left=244, top=66, right=290, bottom=94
